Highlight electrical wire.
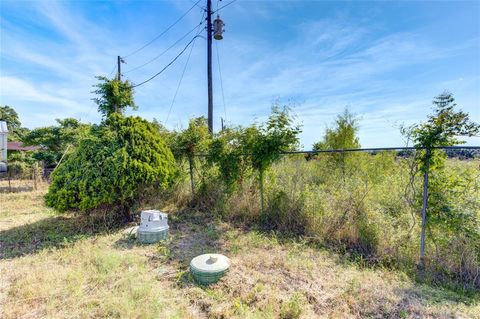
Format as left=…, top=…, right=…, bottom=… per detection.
left=108, top=63, right=117, bottom=77
left=131, top=35, right=200, bottom=88
left=213, top=0, right=238, bottom=14
left=190, top=0, right=205, bottom=10
left=165, top=34, right=199, bottom=125
left=122, top=0, right=202, bottom=59
left=123, top=21, right=204, bottom=74
left=215, top=41, right=227, bottom=123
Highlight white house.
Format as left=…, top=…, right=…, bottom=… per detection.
left=0, top=121, right=8, bottom=172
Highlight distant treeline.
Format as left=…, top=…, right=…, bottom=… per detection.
left=396, top=148, right=480, bottom=159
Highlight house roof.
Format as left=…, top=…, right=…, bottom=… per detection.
left=7, top=141, right=40, bottom=151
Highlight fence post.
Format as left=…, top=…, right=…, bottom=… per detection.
left=7, top=169, right=11, bottom=192
left=32, top=163, right=37, bottom=191
left=259, top=168, right=264, bottom=212
left=188, top=155, right=195, bottom=195
left=418, top=147, right=430, bottom=272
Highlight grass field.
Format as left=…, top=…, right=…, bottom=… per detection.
left=1, top=181, right=479, bottom=318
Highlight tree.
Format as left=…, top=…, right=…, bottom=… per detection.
left=92, top=76, right=137, bottom=117
left=207, top=127, right=251, bottom=191
left=23, top=118, right=90, bottom=168
left=171, top=117, right=211, bottom=160
left=242, top=105, right=302, bottom=210
left=45, top=114, right=177, bottom=221
left=313, top=107, right=360, bottom=151
left=170, top=117, right=212, bottom=194
left=312, top=107, right=360, bottom=175
left=403, top=92, right=480, bottom=270
left=0, top=105, right=29, bottom=141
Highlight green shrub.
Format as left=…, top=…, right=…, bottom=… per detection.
left=45, top=114, right=177, bottom=220
left=5, top=150, right=36, bottom=179
left=207, top=127, right=251, bottom=191
left=23, top=118, right=90, bottom=168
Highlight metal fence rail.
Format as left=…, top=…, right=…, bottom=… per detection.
left=193, top=145, right=480, bottom=157
left=280, top=145, right=480, bottom=155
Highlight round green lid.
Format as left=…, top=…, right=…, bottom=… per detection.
left=190, top=254, right=230, bottom=273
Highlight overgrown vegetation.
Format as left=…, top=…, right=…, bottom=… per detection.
left=45, top=114, right=177, bottom=220
left=168, top=94, right=479, bottom=292
left=45, top=78, right=176, bottom=220
left=401, top=91, right=480, bottom=284
left=92, top=76, right=137, bottom=117
left=7, top=78, right=478, bottom=296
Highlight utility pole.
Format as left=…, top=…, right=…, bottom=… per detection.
left=115, top=56, right=126, bottom=113
left=114, top=55, right=122, bottom=113
left=117, top=55, right=122, bottom=81
left=207, top=0, right=213, bottom=133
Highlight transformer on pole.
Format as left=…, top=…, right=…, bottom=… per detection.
left=213, top=15, right=225, bottom=40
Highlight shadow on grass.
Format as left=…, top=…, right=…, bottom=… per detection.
left=395, top=283, right=479, bottom=310
left=0, top=185, right=34, bottom=193
left=113, top=226, right=144, bottom=250
left=0, top=213, right=121, bottom=260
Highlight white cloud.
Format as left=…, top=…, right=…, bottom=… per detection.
left=1, top=1, right=478, bottom=148
left=0, top=76, right=86, bottom=112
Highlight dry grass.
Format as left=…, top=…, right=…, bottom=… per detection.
left=1, top=182, right=479, bottom=318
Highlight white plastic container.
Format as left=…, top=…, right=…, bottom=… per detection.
left=137, top=210, right=169, bottom=243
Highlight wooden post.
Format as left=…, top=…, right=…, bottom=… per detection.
left=259, top=168, right=264, bottom=212
left=32, top=163, right=37, bottom=191
left=42, top=161, right=46, bottom=180
left=7, top=169, right=11, bottom=192
left=188, top=155, right=195, bottom=195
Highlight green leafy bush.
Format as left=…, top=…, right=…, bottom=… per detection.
left=45, top=114, right=177, bottom=220
left=92, top=76, right=137, bottom=117
left=5, top=150, right=36, bottom=179
left=207, top=127, right=252, bottom=191
left=23, top=118, right=90, bottom=168
left=170, top=117, right=211, bottom=160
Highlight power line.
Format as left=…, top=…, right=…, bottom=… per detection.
left=213, top=0, right=238, bottom=14
left=215, top=41, right=227, bottom=123
left=122, top=0, right=202, bottom=59
left=165, top=35, right=199, bottom=125
left=123, top=21, right=204, bottom=74
left=131, top=35, right=201, bottom=88
left=108, top=63, right=117, bottom=77
left=190, top=0, right=205, bottom=10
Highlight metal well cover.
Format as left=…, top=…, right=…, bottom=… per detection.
left=190, top=254, right=230, bottom=273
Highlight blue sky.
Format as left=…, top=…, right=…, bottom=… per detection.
left=1, top=0, right=479, bottom=148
